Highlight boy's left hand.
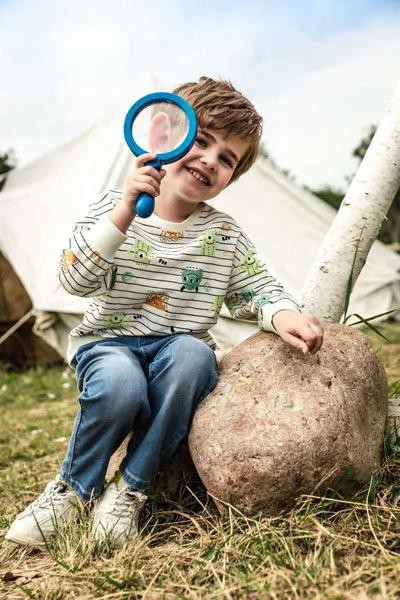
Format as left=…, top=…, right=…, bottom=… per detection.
left=271, top=310, right=324, bottom=355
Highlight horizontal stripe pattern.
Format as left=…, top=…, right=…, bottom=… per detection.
left=59, top=190, right=301, bottom=359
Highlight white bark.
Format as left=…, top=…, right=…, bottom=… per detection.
left=301, top=83, right=400, bottom=322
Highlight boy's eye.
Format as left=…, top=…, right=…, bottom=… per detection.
left=196, top=136, right=233, bottom=168
left=221, top=155, right=233, bottom=167
left=196, top=137, right=207, bottom=147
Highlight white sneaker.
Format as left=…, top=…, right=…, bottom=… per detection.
left=5, top=476, right=82, bottom=546
left=92, top=478, right=147, bottom=547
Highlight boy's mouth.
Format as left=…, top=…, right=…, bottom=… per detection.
left=185, top=167, right=210, bottom=186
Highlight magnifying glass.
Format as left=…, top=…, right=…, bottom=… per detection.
left=123, top=92, right=198, bottom=218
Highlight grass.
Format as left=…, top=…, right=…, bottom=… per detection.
left=0, top=322, right=400, bottom=599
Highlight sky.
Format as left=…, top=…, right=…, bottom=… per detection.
left=1, top=0, right=400, bottom=190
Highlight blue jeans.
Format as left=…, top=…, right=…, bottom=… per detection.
left=60, top=334, right=218, bottom=501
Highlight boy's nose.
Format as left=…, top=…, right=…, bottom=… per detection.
left=200, top=151, right=217, bottom=172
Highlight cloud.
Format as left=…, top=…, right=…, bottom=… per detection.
left=257, top=14, right=400, bottom=188
left=1, top=0, right=399, bottom=189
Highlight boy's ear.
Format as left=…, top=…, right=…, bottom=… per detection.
left=149, top=112, right=171, bottom=153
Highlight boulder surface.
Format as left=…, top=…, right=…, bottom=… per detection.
left=188, top=324, right=388, bottom=515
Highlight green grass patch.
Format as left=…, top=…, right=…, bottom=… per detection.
left=1, top=323, right=400, bottom=598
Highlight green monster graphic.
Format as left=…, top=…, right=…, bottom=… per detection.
left=180, top=268, right=203, bottom=292
left=240, top=289, right=257, bottom=303
left=253, top=294, right=271, bottom=309
left=129, top=239, right=153, bottom=264
left=241, top=250, right=260, bottom=276
left=121, top=271, right=134, bottom=283
left=201, top=229, right=218, bottom=256
left=211, top=295, right=225, bottom=316
left=104, top=311, right=142, bottom=329
left=225, top=290, right=256, bottom=310
left=105, top=312, right=129, bottom=329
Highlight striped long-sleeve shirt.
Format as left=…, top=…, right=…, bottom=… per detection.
left=59, top=190, right=302, bottom=365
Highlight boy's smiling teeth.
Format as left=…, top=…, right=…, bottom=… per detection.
left=186, top=167, right=209, bottom=185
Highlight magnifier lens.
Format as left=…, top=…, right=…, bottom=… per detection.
left=131, top=102, right=190, bottom=155
left=124, top=92, right=197, bottom=218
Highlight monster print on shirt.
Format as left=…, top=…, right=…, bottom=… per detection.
left=201, top=229, right=218, bottom=256
left=129, top=239, right=153, bottom=264
left=180, top=267, right=203, bottom=292
left=241, top=250, right=260, bottom=276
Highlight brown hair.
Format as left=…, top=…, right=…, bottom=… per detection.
left=173, top=76, right=263, bottom=181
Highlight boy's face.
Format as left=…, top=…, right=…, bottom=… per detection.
left=161, top=127, right=249, bottom=208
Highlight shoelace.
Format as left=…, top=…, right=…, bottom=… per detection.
left=23, top=481, right=68, bottom=515
left=108, top=489, right=143, bottom=519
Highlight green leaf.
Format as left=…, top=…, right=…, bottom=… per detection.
left=342, top=225, right=366, bottom=321
left=344, top=307, right=398, bottom=326
left=345, top=312, right=391, bottom=342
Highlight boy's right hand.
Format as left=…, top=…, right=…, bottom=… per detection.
left=122, top=153, right=166, bottom=211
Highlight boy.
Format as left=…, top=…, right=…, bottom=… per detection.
left=6, top=77, right=324, bottom=548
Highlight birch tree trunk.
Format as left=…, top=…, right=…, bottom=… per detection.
left=301, top=83, right=400, bottom=322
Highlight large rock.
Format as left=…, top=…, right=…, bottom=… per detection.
left=188, top=324, right=388, bottom=515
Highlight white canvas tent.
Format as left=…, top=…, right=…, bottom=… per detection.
left=1, top=103, right=400, bottom=362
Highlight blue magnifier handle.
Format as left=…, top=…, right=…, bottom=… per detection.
left=135, top=158, right=160, bottom=218
left=136, top=192, right=155, bottom=218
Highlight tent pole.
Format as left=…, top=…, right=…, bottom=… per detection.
left=0, top=308, right=36, bottom=346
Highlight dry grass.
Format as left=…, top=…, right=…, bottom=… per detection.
left=1, top=321, right=400, bottom=599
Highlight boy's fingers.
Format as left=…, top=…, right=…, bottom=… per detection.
left=126, top=178, right=159, bottom=198
left=139, top=166, right=165, bottom=180
left=136, top=173, right=161, bottom=188
left=284, top=333, right=309, bottom=354
left=135, top=187, right=159, bottom=198
left=291, top=320, right=323, bottom=354
left=286, top=325, right=323, bottom=355
left=135, top=153, right=157, bottom=167
left=304, top=322, right=324, bottom=353
left=138, top=184, right=158, bottom=197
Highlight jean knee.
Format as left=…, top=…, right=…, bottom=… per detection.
left=80, top=349, right=148, bottom=425
left=102, top=378, right=146, bottom=425
left=173, top=336, right=218, bottom=382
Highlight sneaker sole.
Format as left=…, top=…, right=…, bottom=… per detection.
left=4, top=532, right=48, bottom=547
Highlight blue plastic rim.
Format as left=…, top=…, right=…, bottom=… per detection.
left=123, top=92, right=198, bottom=218
left=123, top=91, right=198, bottom=164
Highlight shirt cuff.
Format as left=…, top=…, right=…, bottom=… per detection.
left=84, top=216, right=128, bottom=261
left=259, top=301, right=302, bottom=333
